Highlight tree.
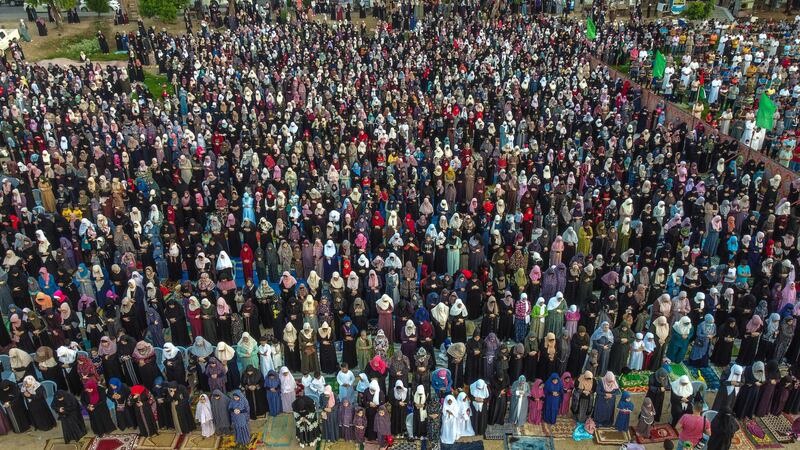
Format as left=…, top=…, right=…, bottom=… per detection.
left=140, top=0, right=188, bottom=21
left=25, top=0, right=77, bottom=28
left=86, top=0, right=110, bottom=16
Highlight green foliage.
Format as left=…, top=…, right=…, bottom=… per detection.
left=143, top=72, right=171, bottom=98
left=682, top=0, right=714, bottom=19
left=25, top=0, right=77, bottom=9
left=140, top=0, right=189, bottom=21
left=86, top=0, right=110, bottom=15
left=45, top=26, right=128, bottom=61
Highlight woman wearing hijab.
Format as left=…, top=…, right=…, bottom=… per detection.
left=318, top=322, right=339, bottom=374
left=566, top=326, right=589, bottom=377
left=165, top=298, right=192, bottom=346
left=707, top=406, right=739, bottom=450
left=264, top=370, right=282, bottom=416
left=559, top=372, right=574, bottom=417
left=200, top=299, right=219, bottom=344
left=545, top=292, right=567, bottom=335
left=464, top=331, right=483, bottom=385
left=98, top=337, right=124, bottom=386
left=636, top=397, right=656, bottom=437
left=56, top=346, right=83, bottom=395
left=339, top=397, right=356, bottom=441
left=21, top=376, right=55, bottom=431
left=757, top=313, right=782, bottom=361
left=8, top=348, right=34, bottom=382
left=280, top=367, right=297, bottom=413
left=607, top=320, right=634, bottom=374
left=508, top=375, right=530, bottom=428
left=467, top=379, right=488, bottom=435
left=205, top=356, right=228, bottom=393
left=283, top=323, right=301, bottom=372
left=146, top=306, right=166, bottom=348
left=196, top=394, right=215, bottom=438
left=236, top=332, right=259, bottom=372
left=755, top=360, right=781, bottom=417
left=649, top=316, right=671, bottom=370
left=666, top=316, right=694, bottom=363
left=52, top=390, right=86, bottom=443
left=293, top=395, right=321, bottom=448
left=241, top=365, right=267, bottom=419
left=737, top=315, right=763, bottom=366
left=166, top=382, right=195, bottom=434
left=441, top=394, right=460, bottom=444
left=361, top=379, right=384, bottom=440
left=132, top=341, right=162, bottom=389
left=774, top=316, right=795, bottom=362
left=688, top=314, right=716, bottom=367
left=189, top=336, right=214, bottom=391
left=450, top=299, right=469, bottom=343
left=528, top=378, right=544, bottom=425
left=81, top=379, right=116, bottom=436
left=590, top=321, right=614, bottom=376
left=127, top=384, right=158, bottom=437
left=0, top=379, right=31, bottom=433
left=107, top=378, right=136, bottom=431
left=488, top=370, right=510, bottom=426
left=162, top=343, right=187, bottom=386
left=229, top=390, right=252, bottom=445
left=390, top=380, right=408, bottom=436
left=572, top=371, right=595, bottom=423
left=670, top=375, right=694, bottom=426
left=543, top=373, right=564, bottom=430
left=320, top=385, right=339, bottom=441
left=713, top=364, right=743, bottom=412
left=210, top=390, right=232, bottom=435
left=593, top=372, right=619, bottom=427
left=711, top=317, right=738, bottom=367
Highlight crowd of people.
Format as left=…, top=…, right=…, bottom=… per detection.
left=595, top=15, right=800, bottom=170
left=1, top=0, right=800, bottom=449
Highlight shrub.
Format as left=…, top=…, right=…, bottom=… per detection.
left=682, top=0, right=714, bottom=19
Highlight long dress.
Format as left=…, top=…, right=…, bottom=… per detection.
left=593, top=382, right=618, bottom=427
left=23, top=385, right=56, bottom=430
left=0, top=380, right=31, bottom=432
left=265, top=371, right=282, bottom=416
left=127, top=388, right=158, bottom=437
left=614, top=392, right=633, bottom=432
left=508, top=376, right=530, bottom=426
left=645, top=370, right=670, bottom=422
left=241, top=367, right=267, bottom=419
left=293, top=396, right=321, bottom=448
left=211, top=390, right=232, bottom=435
left=592, top=335, right=613, bottom=376
left=528, top=379, right=544, bottom=424
left=229, top=391, right=251, bottom=445
left=81, top=386, right=117, bottom=435
left=51, top=391, right=86, bottom=443
left=543, top=374, right=563, bottom=425
left=441, top=396, right=460, bottom=445
left=320, top=392, right=340, bottom=441
left=733, top=366, right=762, bottom=419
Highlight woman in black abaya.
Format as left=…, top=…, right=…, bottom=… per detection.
left=734, top=362, right=765, bottom=419
left=0, top=380, right=31, bottom=433
left=464, top=331, right=483, bottom=385
left=707, top=406, right=739, bottom=450
left=51, top=391, right=87, bottom=443
left=165, top=298, right=192, bottom=347
left=81, top=380, right=117, bottom=436
left=21, top=376, right=56, bottom=431
left=711, top=318, right=738, bottom=367
left=645, top=368, right=670, bottom=422
left=241, top=365, right=267, bottom=419
left=128, top=385, right=159, bottom=437
left=487, top=371, right=509, bottom=425
left=167, top=382, right=196, bottom=434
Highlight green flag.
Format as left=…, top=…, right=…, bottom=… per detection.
left=652, top=51, right=666, bottom=78
left=586, top=17, right=596, bottom=40
left=697, top=86, right=706, bottom=103
left=756, top=93, right=777, bottom=130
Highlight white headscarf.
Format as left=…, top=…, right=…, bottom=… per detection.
left=449, top=299, right=468, bottom=317
left=671, top=375, right=693, bottom=398
left=216, top=251, right=233, bottom=270
left=369, top=379, right=381, bottom=405
left=727, top=364, right=743, bottom=396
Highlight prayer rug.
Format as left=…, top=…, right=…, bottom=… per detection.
left=593, top=427, right=630, bottom=445
left=619, top=371, right=651, bottom=393
left=263, top=413, right=295, bottom=447
left=759, top=415, right=793, bottom=444
left=687, top=366, right=721, bottom=391
left=318, top=441, right=363, bottom=450
left=667, top=363, right=690, bottom=381
left=731, top=429, right=757, bottom=450
left=177, top=433, right=220, bottom=450
left=742, top=419, right=783, bottom=449
left=87, top=434, right=138, bottom=450
left=390, top=439, right=422, bottom=450
left=484, top=423, right=515, bottom=440
left=483, top=440, right=505, bottom=450
left=543, top=416, right=575, bottom=439
left=218, top=431, right=263, bottom=449
left=137, top=431, right=181, bottom=449
left=631, top=423, right=678, bottom=444
left=45, top=436, right=94, bottom=450
left=518, top=423, right=546, bottom=436
left=505, top=435, right=555, bottom=450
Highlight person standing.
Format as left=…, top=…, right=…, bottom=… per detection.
left=51, top=391, right=87, bottom=444
left=676, top=402, right=711, bottom=449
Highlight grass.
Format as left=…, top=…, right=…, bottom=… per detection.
left=43, top=20, right=128, bottom=61
left=612, top=62, right=630, bottom=75
left=142, top=71, right=171, bottom=98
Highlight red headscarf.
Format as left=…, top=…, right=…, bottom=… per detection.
left=85, top=379, right=100, bottom=405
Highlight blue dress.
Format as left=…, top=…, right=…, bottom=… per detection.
left=543, top=374, right=563, bottom=425
left=666, top=329, right=693, bottom=363
left=242, top=193, right=256, bottom=225
left=593, top=382, right=618, bottom=427
left=265, top=371, right=282, bottom=417
left=614, top=392, right=633, bottom=432
left=228, top=391, right=251, bottom=445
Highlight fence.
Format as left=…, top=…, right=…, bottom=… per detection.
left=590, top=57, right=795, bottom=196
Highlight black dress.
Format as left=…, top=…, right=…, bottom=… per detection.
left=736, top=329, right=760, bottom=366
left=733, top=366, right=761, bottom=419
left=81, top=389, right=117, bottom=436
left=165, top=301, right=192, bottom=347
left=711, top=319, right=737, bottom=367
left=464, top=335, right=483, bottom=385
left=52, top=391, right=87, bottom=443
left=23, top=385, right=56, bottom=431
left=241, top=367, right=267, bottom=419
left=318, top=331, right=339, bottom=374
left=487, top=373, right=509, bottom=425
left=645, top=372, right=669, bottom=422
left=0, top=380, right=31, bottom=432
left=167, top=383, right=196, bottom=434
left=164, top=354, right=187, bottom=386
left=127, top=389, right=159, bottom=436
